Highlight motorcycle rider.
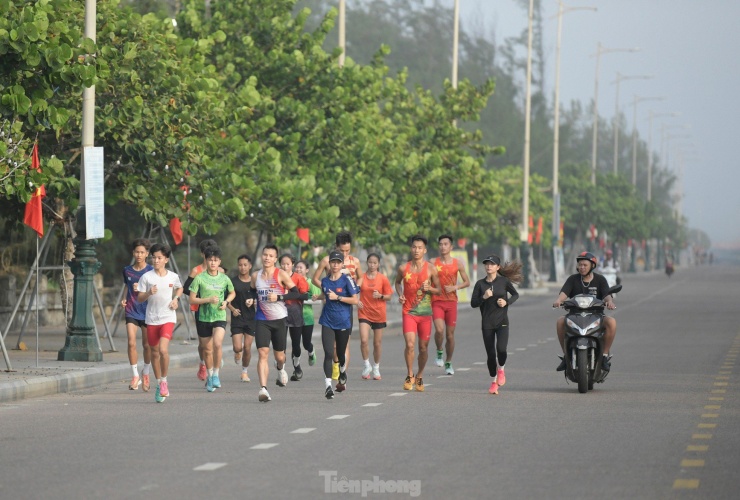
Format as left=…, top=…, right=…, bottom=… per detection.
left=599, top=249, right=621, bottom=287
left=553, top=252, right=617, bottom=372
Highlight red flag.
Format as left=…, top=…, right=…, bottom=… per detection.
left=23, top=143, right=45, bottom=238
left=296, top=228, right=309, bottom=244
left=169, top=218, right=183, bottom=245
left=457, top=238, right=467, bottom=249
left=527, top=215, right=534, bottom=245
left=535, top=217, right=543, bottom=245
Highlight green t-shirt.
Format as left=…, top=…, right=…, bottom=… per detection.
left=190, top=271, right=234, bottom=323
left=302, top=281, right=322, bottom=325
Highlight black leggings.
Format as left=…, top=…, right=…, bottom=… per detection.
left=482, top=325, right=509, bottom=377
left=289, top=325, right=314, bottom=358
left=322, top=326, right=350, bottom=378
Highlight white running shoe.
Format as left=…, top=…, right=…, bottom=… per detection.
left=361, top=364, right=372, bottom=379
left=258, top=387, right=271, bottom=402
left=276, top=367, right=289, bottom=387
left=372, top=366, right=381, bottom=380
left=445, top=362, right=455, bottom=375
left=435, top=351, right=444, bottom=367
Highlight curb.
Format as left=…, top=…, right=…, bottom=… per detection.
left=0, top=351, right=200, bottom=404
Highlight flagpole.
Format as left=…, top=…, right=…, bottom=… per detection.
left=35, top=236, right=39, bottom=367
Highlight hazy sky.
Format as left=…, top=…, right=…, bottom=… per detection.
left=456, top=0, right=739, bottom=246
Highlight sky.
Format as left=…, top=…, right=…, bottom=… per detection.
left=456, top=0, right=739, bottom=246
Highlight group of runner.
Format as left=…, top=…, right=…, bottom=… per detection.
left=121, top=231, right=522, bottom=402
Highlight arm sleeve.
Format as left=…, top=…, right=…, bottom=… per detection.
left=506, top=280, right=519, bottom=306
left=281, top=288, right=304, bottom=301
left=248, top=286, right=258, bottom=299
left=183, top=276, right=194, bottom=295
left=470, top=281, right=483, bottom=308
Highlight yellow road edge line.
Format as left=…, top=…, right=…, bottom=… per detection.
left=697, top=423, right=717, bottom=429
left=673, top=479, right=700, bottom=489
left=692, top=433, right=712, bottom=439
left=711, top=389, right=726, bottom=394
left=701, top=413, right=719, bottom=418
left=704, top=405, right=721, bottom=410
left=686, top=445, right=709, bottom=452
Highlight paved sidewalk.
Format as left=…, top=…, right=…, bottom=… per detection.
left=0, top=284, right=553, bottom=403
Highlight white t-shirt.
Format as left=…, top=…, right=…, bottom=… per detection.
left=137, top=270, right=182, bottom=325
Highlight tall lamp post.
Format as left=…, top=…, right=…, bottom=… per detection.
left=613, top=73, right=652, bottom=174
left=631, top=95, right=663, bottom=186
left=520, top=0, right=534, bottom=288
left=58, top=0, right=102, bottom=361
left=590, top=43, right=640, bottom=185
left=338, top=0, right=346, bottom=68
left=549, top=1, right=596, bottom=282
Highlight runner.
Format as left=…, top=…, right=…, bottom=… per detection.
left=394, top=235, right=441, bottom=392
left=432, top=234, right=471, bottom=375
left=184, top=239, right=219, bottom=381
left=121, top=238, right=153, bottom=392
left=312, top=231, right=363, bottom=380
left=250, top=244, right=302, bottom=402
left=279, top=254, right=310, bottom=381
left=228, top=254, right=257, bottom=382
left=319, top=250, right=359, bottom=399
left=189, top=246, right=235, bottom=392
left=295, top=259, right=320, bottom=377
left=470, top=255, right=522, bottom=395
left=357, top=253, right=393, bottom=381
left=136, top=243, right=183, bottom=403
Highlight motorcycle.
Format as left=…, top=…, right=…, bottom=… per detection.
left=558, top=284, right=622, bottom=393
left=665, top=262, right=674, bottom=278
left=599, top=264, right=619, bottom=288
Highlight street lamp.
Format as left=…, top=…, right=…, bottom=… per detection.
left=590, top=43, right=640, bottom=184
left=647, top=111, right=680, bottom=202
left=631, top=95, right=663, bottom=186
left=549, top=1, right=596, bottom=282
left=452, top=0, right=459, bottom=90
left=338, top=0, right=346, bottom=68
left=613, top=73, right=652, bottom=174
left=521, top=0, right=534, bottom=288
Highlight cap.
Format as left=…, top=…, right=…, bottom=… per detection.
left=329, top=250, right=344, bottom=262
left=482, top=255, right=501, bottom=265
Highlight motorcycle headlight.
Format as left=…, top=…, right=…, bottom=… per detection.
left=585, top=318, right=601, bottom=332
left=575, top=296, right=594, bottom=308
left=566, top=318, right=578, bottom=330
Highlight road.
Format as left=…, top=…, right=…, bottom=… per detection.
left=1, top=265, right=738, bottom=499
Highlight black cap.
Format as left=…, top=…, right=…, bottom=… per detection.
left=329, top=250, right=344, bottom=262
left=482, top=255, right=501, bottom=265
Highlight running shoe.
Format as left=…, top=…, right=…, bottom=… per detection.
left=234, top=351, right=242, bottom=364
left=445, top=362, right=455, bottom=375
left=159, top=381, right=169, bottom=398
left=325, top=386, right=334, bottom=399
left=372, top=366, right=381, bottom=380
left=489, top=381, right=499, bottom=395
left=276, top=367, right=288, bottom=387
left=309, top=351, right=316, bottom=366
left=361, top=365, right=372, bottom=379
left=206, top=376, right=216, bottom=393
left=258, top=387, right=271, bottom=402
left=197, top=363, right=207, bottom=381
left=403, top=375, right=415, bottom=391
left=290, top=364, right=303, bottom=382
left=142, top=374, right=150, bottom=392
left=212, top=373, right=221, bottom=389
left=240, top=371, right=251, bottom=382
left=129, top=376, right=141, bottom=391
left=497, top=368, right=506, bottom=386
left=415, top=377, right=425, bottom=392
left=331, top=362, right=339, bottom=380
left=336, top=370, right=347, bottom=392
left=435, top=350, right=444, bottom=367
left=154, top=385, right=165, bottom=403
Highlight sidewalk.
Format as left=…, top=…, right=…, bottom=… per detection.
left=0, top=284, right=553, bottom=403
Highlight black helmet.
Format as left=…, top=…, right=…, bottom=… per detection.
left=576, top=251, right=598, bottom=268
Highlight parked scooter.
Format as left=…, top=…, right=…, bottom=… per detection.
left=557, top=284, right=622, bottom=393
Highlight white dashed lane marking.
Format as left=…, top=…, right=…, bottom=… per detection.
left=327, top=414, right=350, bottom=420
left=473, top=362, right=486, bottom=365
left=250, top=443, right=279, bottom=450
left=437, top=375, right=452, bottom=379
left=290, top=428, right=316, bottom=434
left=363, top=403, right=383, bottom=407
left=389, top=393, right=408, bottom=396
left=193, top=463, right=227, bottom=471
left=456, top=368, right=470, bottom=371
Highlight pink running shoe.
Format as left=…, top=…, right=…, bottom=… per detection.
left=489, top=381, right=499, bottom=395
left=142, top=374, right=150, bottom=392
left=497, top=368, right=506, bottom=387
left=159, top=381, right=169, bottom=398
left=197, top=363, right=207, bottom=381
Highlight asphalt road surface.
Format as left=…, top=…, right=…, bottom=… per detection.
left=1, top=265, right=738, bottom=499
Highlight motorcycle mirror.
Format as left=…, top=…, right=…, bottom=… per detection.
left=609, top=284, right=623, bottom=295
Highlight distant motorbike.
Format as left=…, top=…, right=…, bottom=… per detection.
left=665, top=262, right=674, bottom=278
left=557, top=284, right=622, bottom=393
left=599, top=265, right=619, bottom=288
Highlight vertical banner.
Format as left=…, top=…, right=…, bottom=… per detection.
left=83, top=147, right=105, bottom=239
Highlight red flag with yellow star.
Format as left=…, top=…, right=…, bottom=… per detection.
left=23, top=143, right=45, bottom=238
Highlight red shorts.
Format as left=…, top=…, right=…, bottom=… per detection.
left=432, top=300, right=458, bottom=326
left=146, top=323, right=175, bottom=347
left=402, top=314, right=432, bottom=341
